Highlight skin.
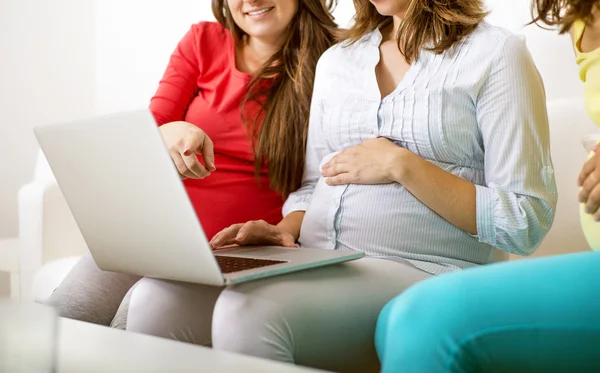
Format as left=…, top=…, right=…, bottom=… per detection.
left=160, top=0, right=298, bottom=180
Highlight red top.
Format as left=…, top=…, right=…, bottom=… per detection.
left=149, top=22, right=283, bottom=240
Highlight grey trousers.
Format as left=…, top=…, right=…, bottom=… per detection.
left=46, top=251, right=141, bottom=328
left=126, top=258, right=431, bottom=373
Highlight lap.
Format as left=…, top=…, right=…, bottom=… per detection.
left=127, top=257, right=430, bottom=373
left=226, top=258, right=429, bottom=372
left=376, top=251, right=600, bottom=373
left=217, top=257, right=429, bottom=326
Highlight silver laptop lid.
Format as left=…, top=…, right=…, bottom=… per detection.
left=34, top=110, right=225, bottom=286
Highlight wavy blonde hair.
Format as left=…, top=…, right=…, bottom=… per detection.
left=344, top=0, right=487, bottom=63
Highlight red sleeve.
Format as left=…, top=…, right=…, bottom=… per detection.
left=149, top=24, right=203, bottom=125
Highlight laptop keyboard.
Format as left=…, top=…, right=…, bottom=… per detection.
left=215, top=255, right=287, bottom=274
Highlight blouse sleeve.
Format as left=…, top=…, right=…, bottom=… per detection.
left=149, top=24, right=202, bottom=125
left=474, top=34, right=558, bottom=255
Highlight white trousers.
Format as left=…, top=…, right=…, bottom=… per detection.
left=125, top=258, right=431, bottom=373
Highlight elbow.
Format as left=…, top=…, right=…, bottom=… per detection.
left=503, top=239, right=540, bottom=257
left=282, top=181, right=318, bottom=217
left=480, top=182, right=557, bottom=256
left=496, top=201, right=556, bottom=257
left=282, top=193, right=312, bottom=217
left=495, top=228, right=547, bottom=257
left=149, top=110, right=172, bottom=127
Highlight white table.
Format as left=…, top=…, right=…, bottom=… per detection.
left=58, top=318, right=330, bottom=373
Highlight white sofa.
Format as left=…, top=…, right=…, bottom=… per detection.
left=14, top=97, right=598, bottom=302
left=17, top=151, right=88, bottom=301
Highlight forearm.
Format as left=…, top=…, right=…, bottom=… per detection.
left=393, top=149, right=477, bottom=235
left=277, top=211, right=306, bottom=241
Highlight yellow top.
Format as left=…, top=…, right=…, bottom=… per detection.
left=574, top=19, right=600, bottom=250
left=574, top=20, right=600, bottom=125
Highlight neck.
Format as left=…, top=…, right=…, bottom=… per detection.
left=392, top=12, right=405, bottom=36
left=246, top=34, right=286, bottom=64
left=383, top=13, right=405, bottom=41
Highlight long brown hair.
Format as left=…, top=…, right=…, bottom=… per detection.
left=344, top=0, right=487, bottom=63
left=212, top=0, right=338, bottom=197
left=531, top=0, right=598, bottom=33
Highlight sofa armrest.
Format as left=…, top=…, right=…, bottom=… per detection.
left=18, top=179, right=87, bottom=300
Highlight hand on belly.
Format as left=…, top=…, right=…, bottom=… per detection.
left=320, top=138, right=407, bottom=186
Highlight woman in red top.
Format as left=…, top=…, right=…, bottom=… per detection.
left=46, top=0, right=338, bottom=327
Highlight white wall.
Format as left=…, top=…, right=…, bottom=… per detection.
left=95, top=1, right=212, bottom=115
left=0, top=0, right=96, bottom=239
left=0, top=0, right=96, bottom=297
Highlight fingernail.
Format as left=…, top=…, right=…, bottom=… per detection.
left=210, top=162, right=216, bottom=171
left=236, top=233, right=245, bottom=240
left=595, top=215, right=600, bottom=222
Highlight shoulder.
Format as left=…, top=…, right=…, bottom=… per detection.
left=462, top=22, right=528, bottom=54
left=190, top=21, right=229, bottom=38
left=452, top=22, right=536, bottom=81
left=461, top=22, right=531, bottom=62
left=572, top=19, right=585, bottom=43
left=176, top=22, right=233, bottom=73
left=315, top=31, right=377, bottom=76
left=571, top=19, right=586, bottom=54
left=185, top=21, right=232, bottom=49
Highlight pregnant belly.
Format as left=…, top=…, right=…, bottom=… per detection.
left=299, top=180, right=420, bottom=250
left=300, top=180, right=490, bottom=264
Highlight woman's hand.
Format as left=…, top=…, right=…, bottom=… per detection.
left=160, top=121, right=216, bottom=180
left=209, top=220, right=296, bottom=249
left=578, top=148, right=600, bottom=220
left=321, top=138, right=406, bottom=185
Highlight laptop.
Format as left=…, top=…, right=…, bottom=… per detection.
left=33, top=109, right=364, bottom=286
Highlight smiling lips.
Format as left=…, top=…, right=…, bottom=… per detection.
left=245, top=6, right=275, bottom=18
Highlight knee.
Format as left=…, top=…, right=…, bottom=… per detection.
left=127, top=277, right=161, bottom=313
left=376, top=276, right=479, bottom=373
left=126, top=278, right=176, bottom=335
left=375, top=285, right=435, bottom=366
left=212, top=289, right=294, bottom=363
left=128, top=279, right=220, bottom=345
left=45, top=255, right=113, bottom=325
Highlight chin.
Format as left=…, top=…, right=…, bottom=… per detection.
left=244, top=24, right=286, bottom=40
left=370, top=0, right=407, bottom=16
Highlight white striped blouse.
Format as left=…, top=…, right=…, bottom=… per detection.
left=283, top=22, right=558, bottom=275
